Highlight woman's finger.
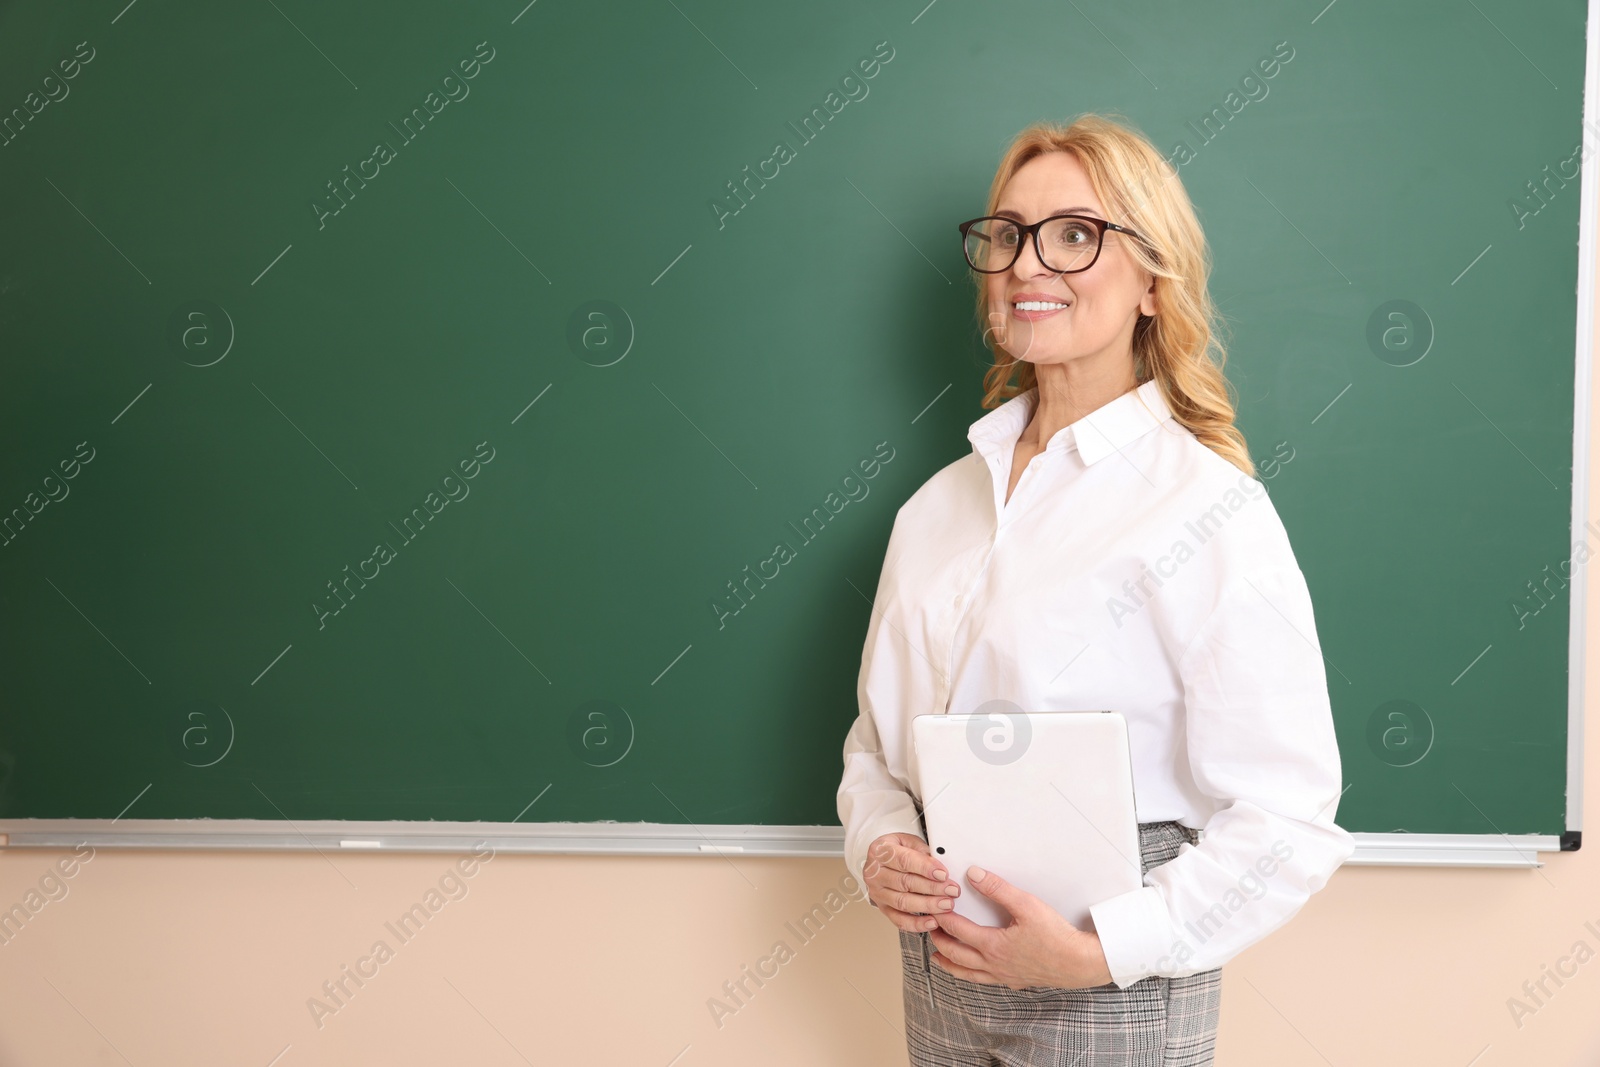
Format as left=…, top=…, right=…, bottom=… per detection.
left=865, top=833, right=933, bottom=880
left=890, top=863, right=960, bottom=901
left=884, top=839, right=956, bottom=892
left=872, top=879, right=957, bottom=922
left=927, top=926, right=993, bottom=971
left=867, top=846, right=957, bottom=912
left=877, top=900, right=942, bottom=933
left=929, top=949, right=1006, bottom=987
left=864, top=834, right=963, bottom=929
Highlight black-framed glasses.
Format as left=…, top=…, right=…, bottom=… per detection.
left=957, top=213, right=1146, bottom=274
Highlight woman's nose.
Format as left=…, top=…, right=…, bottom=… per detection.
left=1012, top=235, right=1054, bottom=277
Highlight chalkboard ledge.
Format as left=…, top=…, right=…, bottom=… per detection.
left=1343, top=831, right=1570, bottom=867
left=0, top=819, right=845, bottom=858
left=0, top=821, right=1575, bottom=867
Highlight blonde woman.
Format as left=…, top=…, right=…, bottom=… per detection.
left=836, top=113, right=1352, bottom=1065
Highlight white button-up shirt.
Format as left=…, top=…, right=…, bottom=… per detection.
left=836, top=377, right=1353, bottom=988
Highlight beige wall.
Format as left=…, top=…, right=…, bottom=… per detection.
left=5, top=308, right=1600, bottom=1067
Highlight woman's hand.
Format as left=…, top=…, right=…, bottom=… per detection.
left=862, top=832, right=962, bottom=932
left=928, top=865, right=1114, bottom=990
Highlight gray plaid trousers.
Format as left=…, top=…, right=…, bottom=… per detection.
left=899, top=820, right=1222, bottom=1067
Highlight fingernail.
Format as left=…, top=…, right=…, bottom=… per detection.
left=933, top=869, right=946, bottom=881
left=945, top=884, right=959, bottom=896
left=940, top=898, right=953, bottom=909
left=970, top=866, right=986, bottom=882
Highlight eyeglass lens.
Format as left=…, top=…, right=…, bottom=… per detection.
left=963, top=217, right=1102, bottom=273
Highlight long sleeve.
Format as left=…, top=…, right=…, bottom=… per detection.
left=837, top=694, right=926, bottom=889
left=837, top=515, right=929, bottom=890
left=1087, top=565, right=1355, bottom=988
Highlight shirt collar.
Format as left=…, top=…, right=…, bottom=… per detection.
left=966, top=377, right=1173, bottom=468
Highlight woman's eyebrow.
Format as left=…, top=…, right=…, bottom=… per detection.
left=993, top=205, right=1104, bottom=220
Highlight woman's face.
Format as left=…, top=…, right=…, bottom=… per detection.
left=984, top=151, right=1156, bottom=373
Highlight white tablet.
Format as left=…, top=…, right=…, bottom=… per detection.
left=911, top=709, right=1143, bottom=930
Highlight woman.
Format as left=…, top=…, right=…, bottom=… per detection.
left=835, top=113, right=1353, bottom=1066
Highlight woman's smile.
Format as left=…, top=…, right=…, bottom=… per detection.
left=1011, top=290, right=1073, bottom=322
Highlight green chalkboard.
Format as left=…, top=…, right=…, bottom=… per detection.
left=0, top=0, right=1586, bottom=841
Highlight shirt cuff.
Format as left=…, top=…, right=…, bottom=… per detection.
left=1087, top=885, right=1174, bottom=989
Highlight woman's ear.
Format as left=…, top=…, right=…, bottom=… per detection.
left=1140, top=280, right=1158, bottom=318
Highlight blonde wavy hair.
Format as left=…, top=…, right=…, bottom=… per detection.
left=972, top=112, right=1254, bottom=476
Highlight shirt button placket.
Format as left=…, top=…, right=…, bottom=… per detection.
left=939, top=542, right=994, bottom=712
